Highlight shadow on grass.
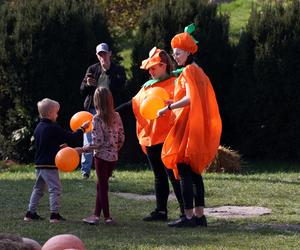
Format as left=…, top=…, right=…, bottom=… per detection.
left=205, top=174, right=300, bottom=185
left=241, top=160, right=300, bottom=174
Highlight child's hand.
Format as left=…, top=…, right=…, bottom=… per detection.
left=60, top=143, right=68, bottom=149
left=81, top=121, right=90, bottom=130
left=75, top=147, right=83, bottom=154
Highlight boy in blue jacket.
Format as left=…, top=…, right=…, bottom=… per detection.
left=24, top=98, right=89, bottom=223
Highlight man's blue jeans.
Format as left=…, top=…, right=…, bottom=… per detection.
left=81, top=108, right=96, bottom=176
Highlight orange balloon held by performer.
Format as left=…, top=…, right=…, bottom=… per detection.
left=139, top=95, right=165, bottom=120
left=157, top=23, right=222, bottom=228
left=147, top=86, right=170, bottom=101
left=70, top=111, right=93, bottom=133
left=55, top=147, right=80, bottom=172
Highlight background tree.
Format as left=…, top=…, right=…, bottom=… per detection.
left=101, top=0, right=154, bottom=42
left=0, top=0, right=113, bottom=162
left=228, top=0, right=300, bottom=160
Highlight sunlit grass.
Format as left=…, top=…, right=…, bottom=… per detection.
left=219, top=0, right=261, bottom=43
left=0, top=162, right=299, bottom=249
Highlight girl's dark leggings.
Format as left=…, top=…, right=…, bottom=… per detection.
left=146, top=144, right=184, bottom=214
left=177, top=163, right=205, bottom=210
left=94, top=156, right=116, bottom=219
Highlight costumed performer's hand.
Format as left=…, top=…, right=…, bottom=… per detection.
left=164, top=99, right=173, bottom=105
left=157, top=106, right=169, bottom=117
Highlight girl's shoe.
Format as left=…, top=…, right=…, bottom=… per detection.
left=82, top=215, right=99, bottom=225
left=105, top=218, right=116, bottom=225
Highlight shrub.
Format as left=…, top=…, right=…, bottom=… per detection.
left=0, top=0, right=112, bottom=162
left=228, top=0, right=300, bottom=160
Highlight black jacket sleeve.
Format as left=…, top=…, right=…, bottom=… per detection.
left=115, top=100, right=132, bottom=113
left=80, top=64, right=97, bottom=97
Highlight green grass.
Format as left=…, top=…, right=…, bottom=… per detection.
left=0, top=163, right=299, bottom=249
left=219, top=0, right=261, bottom=43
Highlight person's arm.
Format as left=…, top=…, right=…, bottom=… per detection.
left=55, top=125, right=83, bottom=146
left=115, top=99, right=132, bottom=112
left=80, top=65, right=97, bottom=96
left=116, top=113, right=125, bottom=150
left=157, top=81, right=190, bottom=116
left=82, top=117, right=104, bottom=152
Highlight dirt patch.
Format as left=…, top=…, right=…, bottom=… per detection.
left=113, top=192, right=272, bottom=218
left=205, top=206, right=271, bottom=218
left=113, top=192, right=164, bottom=201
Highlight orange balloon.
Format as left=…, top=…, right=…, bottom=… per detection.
left=70, top=111, right=93, bottom=133
left=147, top=87, right=170, bottom=101
left=140, top=96, right=165, bottom=120
left=55, top=147, right=79, bottom=172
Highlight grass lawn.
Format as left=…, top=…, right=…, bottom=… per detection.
left=218, top=0, right=261, bottom=43
left=0, top=162, right=299, bottom=249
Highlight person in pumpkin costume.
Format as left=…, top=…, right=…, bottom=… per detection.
left=134, top=47, right=184, bottom=221
left=158, top=25, right=222, bottom=227
left=117, top=47, right=184, bottom=221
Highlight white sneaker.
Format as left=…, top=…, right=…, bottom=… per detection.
left=82, top=215, right=99, bottom=225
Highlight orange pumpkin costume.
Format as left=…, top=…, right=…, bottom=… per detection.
left=132, top=77, right=176, bottom=150
left=132, top=47, right=177, bottom=150
left=162, top=33, right=222, bottom=179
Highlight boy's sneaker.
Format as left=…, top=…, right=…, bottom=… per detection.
left=143, top=209, right=168, bottom=221
left=168, top=216, right=197, bottom=228
left=195, top=215, right=208, bottom=227
left=50, top=213, right=66, bottom=223
left=24, top=211, right=43, bottom=222
left=82, top=215, right=99, bottom=225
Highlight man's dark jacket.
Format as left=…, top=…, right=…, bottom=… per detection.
left=80, top=62, right=126, bottom=110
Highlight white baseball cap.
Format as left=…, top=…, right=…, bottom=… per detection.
left=96, top=43, right=110, bottom=54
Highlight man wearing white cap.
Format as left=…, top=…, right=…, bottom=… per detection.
left=80, top=43, right=126, bottom=178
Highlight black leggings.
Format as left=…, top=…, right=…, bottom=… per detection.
left=146, top=144, right=184, bottom=214
left=177, top=163, right=205, bottom=210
